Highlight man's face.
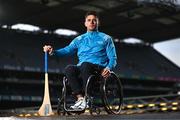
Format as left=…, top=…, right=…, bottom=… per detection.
left=84, top=15, right=98, bottom=31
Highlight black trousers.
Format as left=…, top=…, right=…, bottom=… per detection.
left=64, top=62, right=105, bottom=95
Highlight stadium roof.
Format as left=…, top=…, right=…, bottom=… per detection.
left=0, top=0, right=180, bottom=43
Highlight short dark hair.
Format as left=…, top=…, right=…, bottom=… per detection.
left=85, top=11, right=99, bottom=19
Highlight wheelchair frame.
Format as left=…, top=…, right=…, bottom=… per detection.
left=57, top=72, right=123, bottom=115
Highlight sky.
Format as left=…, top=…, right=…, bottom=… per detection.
left=153, top=38, right=180, bottom=68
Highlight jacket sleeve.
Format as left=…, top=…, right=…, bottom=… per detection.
left=54, top=38, right=78, bottom=56
left=105, top=37, right=117, bottom=70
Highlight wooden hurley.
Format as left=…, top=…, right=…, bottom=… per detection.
left=38, top=52, right=53, bottom=116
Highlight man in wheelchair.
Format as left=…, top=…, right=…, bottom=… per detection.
left=43, top=11, right=117, bottom=110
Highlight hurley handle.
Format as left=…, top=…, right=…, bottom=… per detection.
left=45, top=52, right=48, bottom=73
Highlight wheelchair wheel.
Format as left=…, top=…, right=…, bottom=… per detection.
left=101, top=72, right=123, bottom=114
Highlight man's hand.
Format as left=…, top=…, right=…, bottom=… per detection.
left=43, top=45, right=53, bottom=54
left=101, top=68, right=111, bottom=78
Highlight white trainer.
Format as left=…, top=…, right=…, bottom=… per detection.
left=70, top=98, right=89, bottom=109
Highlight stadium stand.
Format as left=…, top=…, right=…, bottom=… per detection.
left=116, top=43, right=180, bottom=81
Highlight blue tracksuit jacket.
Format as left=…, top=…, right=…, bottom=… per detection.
left=54, top=30, right=117, bottom=70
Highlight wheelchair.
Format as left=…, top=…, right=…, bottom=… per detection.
left=57, top=71, right=123, bottom=115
